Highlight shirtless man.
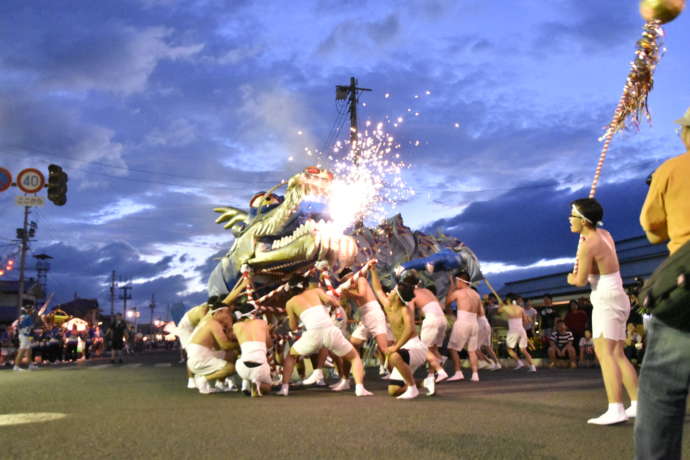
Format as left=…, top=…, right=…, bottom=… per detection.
left=567, top=198, right=638, bottom=425
left=370, top=269, right=439, bottom=399
left=476, top=302, right=501, bottom=370
left=179, top=278, right=247, bottom=389
left=279, top=273, right=372, bottom=397
left=332, top=268, right=392, bottom=390
left=186, top=305, right=237, bottom=394
left=232, top=303, right=273, bottom=397
left=445, top=272, right=481, bottom=382
left=498, top=297, right=536, bottom=372
left=409, top=283, right=449, bottom=383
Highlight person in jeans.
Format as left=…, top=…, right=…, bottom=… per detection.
left=635, top=107, right=690, bottom=459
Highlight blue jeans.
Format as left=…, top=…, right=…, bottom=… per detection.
left=634, top=316, right=690, bottom=460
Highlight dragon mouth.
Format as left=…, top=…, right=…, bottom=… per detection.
left=250, top=218, right=357, bottom=269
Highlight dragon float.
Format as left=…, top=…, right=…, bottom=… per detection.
left=207, top=166, right=483, bottom=306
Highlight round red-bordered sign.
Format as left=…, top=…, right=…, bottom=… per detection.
left=0, top=167, right=11, bottom=192
left=17, top=168, right=45, bottom=194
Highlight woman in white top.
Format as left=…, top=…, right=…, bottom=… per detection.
left=567, top=198, right=638, bottom=425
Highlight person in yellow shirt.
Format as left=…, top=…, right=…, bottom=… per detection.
left=635, top=107, right=690, bottom=460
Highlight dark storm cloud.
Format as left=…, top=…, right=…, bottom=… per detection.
left=424, top=177, right=650, bottom=266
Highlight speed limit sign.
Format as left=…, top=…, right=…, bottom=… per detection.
left=17, top=168, right=45, bottom=194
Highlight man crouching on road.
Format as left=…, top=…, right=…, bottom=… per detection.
left=279, top=272, right=373, bottom=397
left=186, top=303, right=237, bottom=394
left=370, top=268, right=438, bottom=400
left=233, top=303, right=273, bottom=397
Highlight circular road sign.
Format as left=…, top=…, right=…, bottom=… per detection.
left=17, top=168, right=45, bottom=194
left=0, top=167, right=11, bottom=192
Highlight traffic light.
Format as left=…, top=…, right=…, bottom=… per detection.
left=47, top=164, right=68, bottom=206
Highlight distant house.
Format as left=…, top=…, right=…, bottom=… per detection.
left=55, top=297, right=100, bottom=325
left=0, top=279, right=40, bottom=324
left=498, top=235, right=668, bottom=303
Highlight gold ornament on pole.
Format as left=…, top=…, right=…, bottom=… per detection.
left=639, top=0, right=686, bottom=24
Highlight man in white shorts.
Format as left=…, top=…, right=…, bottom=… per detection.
left=370, top=268, right=439, bottom=399
left=409, top=282, right=449, bottom=383
left=186, top=305, right=237, bottom=394
left=179, top=278, right=246, bottom=389
left=446, top=272, right=480, bottom=382
left=499, top=298, right=536, bottom=372
left=279, top=273, right=372, bottom=397
left=336, top=269, right=391, bottom=385
left=232, top=303, right=273, bottom=397
left=567, top=198, right=638, bottom=425
left=476, top=302, right=501, bottom=370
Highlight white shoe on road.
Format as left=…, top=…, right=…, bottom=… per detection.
left=187, top=377, right=196, bottom=389
left=355, top=385, right=373, bottom=397
left=470, top=373, right=479, bottom=382
left=447, top=371, right=464, bottom=382
left=331, top=379, right=351, bottom=392
left=302, top=370, right=326, bottom=386
left=396, top=385, right=419, bottom=400
left=435, top=368, right=448, bottom=383
left=423, top=376, right=436, bottom=396
left=625, top=404, right=637, bottom=418
left=587, top=408, right=628, bottom=425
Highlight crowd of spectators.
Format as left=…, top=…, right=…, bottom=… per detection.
left=0, top=311, right=178, bottom=369
left=479, top=290, right=646, bottom=368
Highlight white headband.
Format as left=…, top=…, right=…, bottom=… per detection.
left=571, top=205, right=593, bottom=224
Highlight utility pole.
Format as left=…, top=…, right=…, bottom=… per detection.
left=119, top=282, right=132, bottom=317
left=16, top=206, right=30, bottom=318
left=109, top=271, right=116, bottom=318
left=149, top=293, right=156, bottom=328
left=336, top=77, right=371, bottom=157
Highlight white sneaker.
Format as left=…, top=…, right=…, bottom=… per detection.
left=355, top=385, right=373, bottom=397
left=528, top=365, right=537, bottom=373
left=302, top=370, right=325, bottom=386
left=514, top=362, right=525, bottom=370
left=587, top=408, right=628, bottom=425
left=625, top=405, right=637, bottom=418
left=396, top=385, right=419, bottom=400
left=195, top=376, right=214, bottom=395
left=423, top=375, right=436, bottom=396
left=223, top=378, right=239, bottom=392
left=277, top=385, right=289, bottom=396
left=435, top=368, right=448, bottom=383
left=187, top=377, right=196, bottom=389
left=447, top=371, right=464, bottom=382
left=331, top=379, right=351, bottom=392
left=470, top=373, right=479, bottom=382
left=12, top=366, right=26, bottom=372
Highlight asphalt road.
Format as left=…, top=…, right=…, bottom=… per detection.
left=1, top=351, right=688, bottom=460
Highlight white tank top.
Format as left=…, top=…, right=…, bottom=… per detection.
left=422, top=301, right=444, bottom=318
left=240, top=341, right=267, bottom=363
left=508, top=317, right=524, bottom=332
left=300, top=305, right=334, bottom=329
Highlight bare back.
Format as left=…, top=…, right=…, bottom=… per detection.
left=583, top=228, right=620, bottom=275
left=233, top=318, right=270, bottom=347
left=190, top=316, right=232, bottom=351
left=286, top=287, right=338, bottom=317
left=411, top=287, right=438, bottom=312
left=449, top=287, right=481, bottom=315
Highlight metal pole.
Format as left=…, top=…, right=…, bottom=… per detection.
left=349, top=76, right=358, bottom=146
left=16, top=205, right=30, bottom=318
left=110, top=271, right=116, bottom=318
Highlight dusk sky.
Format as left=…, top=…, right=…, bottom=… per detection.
left=1, top=0, right=689, bottom=320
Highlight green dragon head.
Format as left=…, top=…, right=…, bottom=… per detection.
left=207, top=166, right=357, bottom=297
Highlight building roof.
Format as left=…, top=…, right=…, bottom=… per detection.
left=498, top=235, right=668, bottom=301
left=56, top=298, right=100, bottom=317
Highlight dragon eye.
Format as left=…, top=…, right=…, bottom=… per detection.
left=305, top=166, right=320, bottom=175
